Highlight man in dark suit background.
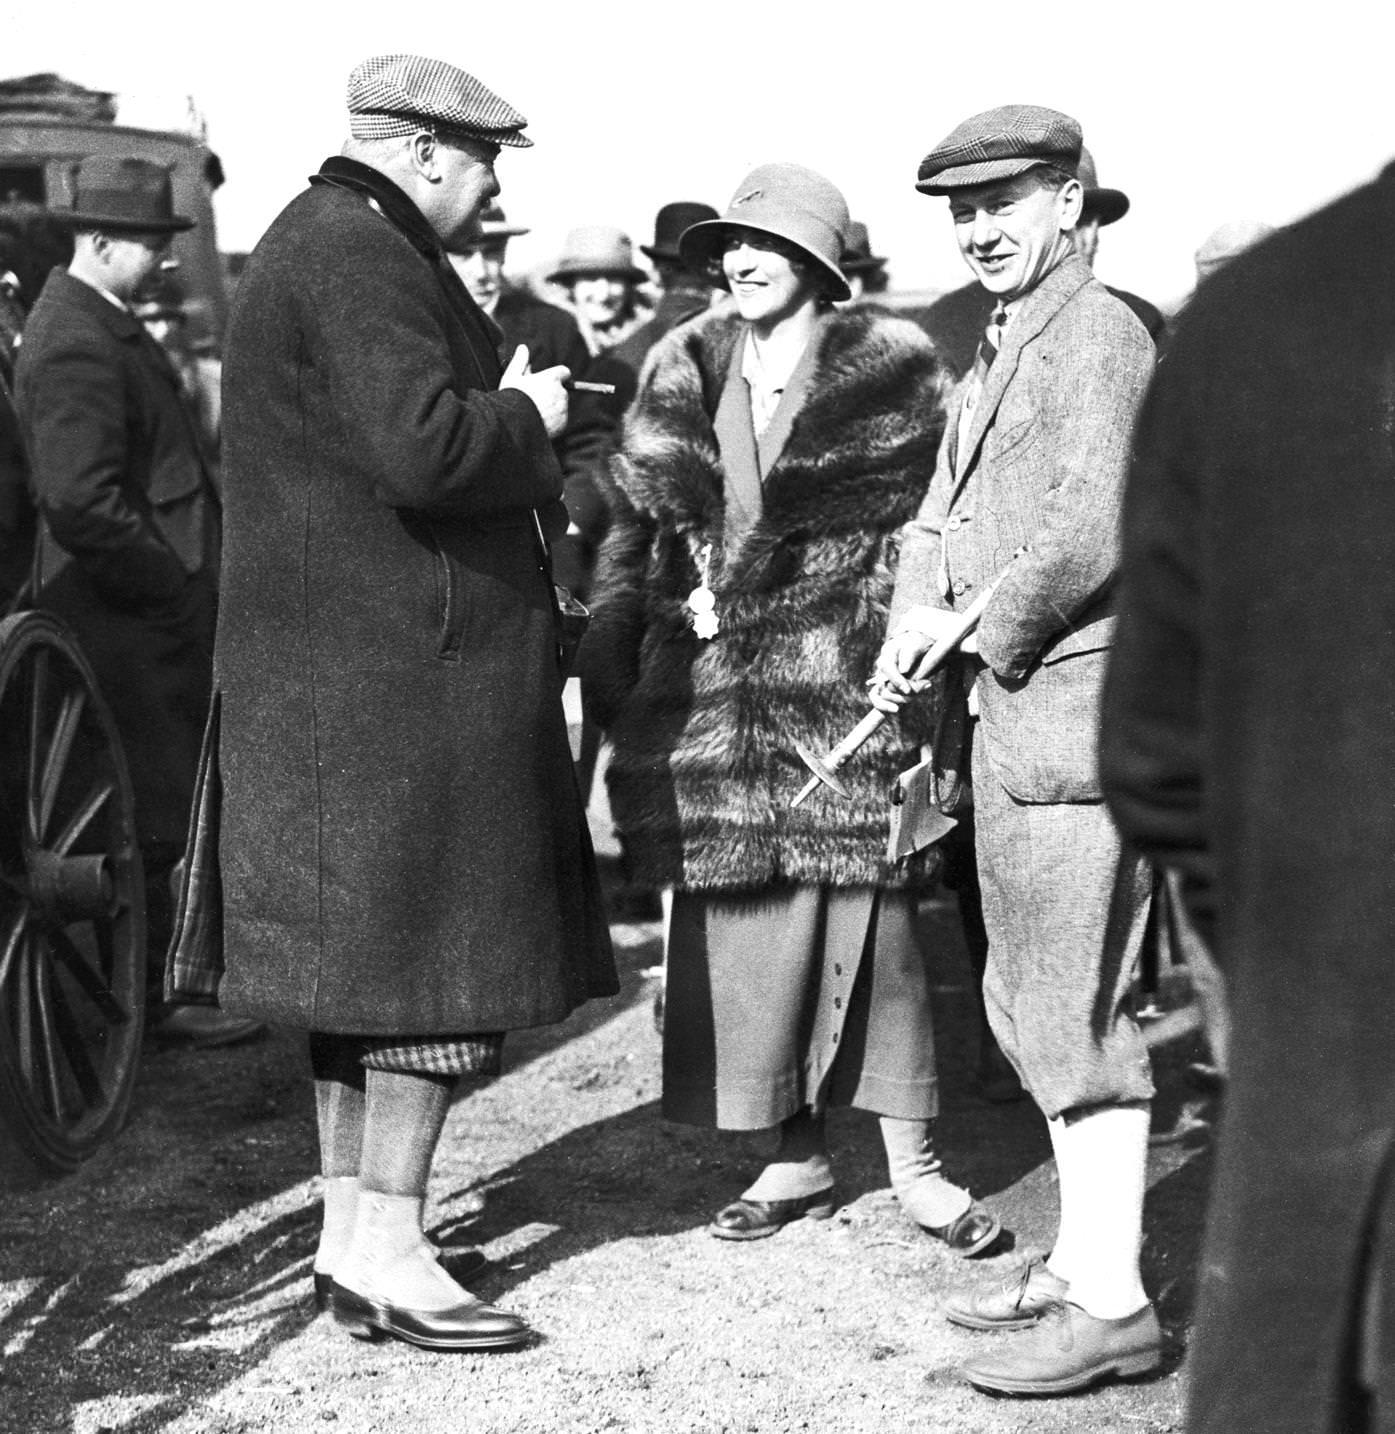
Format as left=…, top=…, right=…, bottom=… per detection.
left=14, top=156, right=254, bottom=1048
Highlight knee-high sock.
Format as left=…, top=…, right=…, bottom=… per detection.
left=337, top=1068, right=464, bottom=1310
left=743, top=1108, right=833, bottom=1201
left=1046, top=1102, right=1150, bottom=1319
left=310, top=1034, right=368, bottom=1275
left=880, top=1117, right=971, bottom=1228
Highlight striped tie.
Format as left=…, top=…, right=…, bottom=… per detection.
left=971, top=305, right=1007, bottom=387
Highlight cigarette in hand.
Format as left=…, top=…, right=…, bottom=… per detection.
left=567, top=380, right=617, bottom=395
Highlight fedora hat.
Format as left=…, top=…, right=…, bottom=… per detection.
left=62, top=156, right=194, bottom=234
left=679, top=163, right=851, bottom=302
left=641, top=201, right=718, bottom=262
left=1078, top=146, right=1129, bottom=226
left=547, top=226, right=647, bottom=285
left=841, top=220, right=887, bottom=275
left=476, top=202, right=530, bottom=241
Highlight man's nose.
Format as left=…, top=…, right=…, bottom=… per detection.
left=970, top=212, right=999, bottom=250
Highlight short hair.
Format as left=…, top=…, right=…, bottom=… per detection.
left=1025, top=163, right=1078, bottom=195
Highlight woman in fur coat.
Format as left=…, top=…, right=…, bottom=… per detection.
left=585, top=164, right=997, bottom=1252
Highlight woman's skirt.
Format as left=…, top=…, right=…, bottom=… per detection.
left=661, top=883, right=939, bottom=1129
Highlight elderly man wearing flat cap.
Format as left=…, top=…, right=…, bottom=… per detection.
left=14, top=156, right=254, bottom=1050
left=208, top=53, right=617, bottom=1352
left=872, top=104, right=1160, bottom=1396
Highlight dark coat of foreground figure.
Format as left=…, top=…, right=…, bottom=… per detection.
left=1101, top=163, right=1395, bottom=1434
left=215, top=157, right=616, bottom=1035
left=585, top=304, right=944, bottom=893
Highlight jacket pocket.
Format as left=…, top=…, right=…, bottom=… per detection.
left=428, top=535, right=466, bottom=662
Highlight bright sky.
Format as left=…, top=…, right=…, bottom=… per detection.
left=7, top=0, right=1393, bottom=309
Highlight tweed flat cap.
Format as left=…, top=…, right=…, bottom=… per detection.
left=347, top=54, right=531, bottom=148
left=916, top=105, right=1081, bottom=194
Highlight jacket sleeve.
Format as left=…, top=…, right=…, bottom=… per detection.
left=296, top=218, right=563, bottom=519
left=975, top=309, right=1154, bottom=678
left=887, top=443, right=953, bottom=632
left=1100, top=350, right=1216, bottom=939
left=22, top=333, right=189, bottom=606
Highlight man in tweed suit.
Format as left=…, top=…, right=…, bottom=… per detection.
left=872, top=105, right=1158, bottom=1395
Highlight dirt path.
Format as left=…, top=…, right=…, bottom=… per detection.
left=0, top=893, right=1209, bottom=1434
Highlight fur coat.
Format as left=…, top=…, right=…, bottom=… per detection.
left=585, top=304, right=949, bottom=893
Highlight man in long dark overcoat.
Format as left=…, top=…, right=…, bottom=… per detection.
left=873, top=106, right=1159, bottom=1396
left=14, top=156, right=253, bottom=1047
left=213, top=53, right=616, bottom=1352
left=1101, top=162, right=1395, bottom=1434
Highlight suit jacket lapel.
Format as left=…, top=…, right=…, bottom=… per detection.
left=951, top=255, right=1095, bottom=500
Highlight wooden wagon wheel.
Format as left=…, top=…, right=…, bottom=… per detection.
left=0, top=609, right=146, bottom=1176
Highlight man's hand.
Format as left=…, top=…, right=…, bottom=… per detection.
left=868, top=606, right=978, bottom=713
left=500, top=344, right=570, bottom=438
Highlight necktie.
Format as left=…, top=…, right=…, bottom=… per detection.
left=971, top=305, right=1007, bottom=387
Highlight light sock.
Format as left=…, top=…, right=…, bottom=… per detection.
left=879, top=1117, right=971, bottom=1228
left=314, top=1175, right=359, bottom=1277
left=1048, top=1103, right=1150, bottom=1320
left=742, top=1108, right=833, bottom=1201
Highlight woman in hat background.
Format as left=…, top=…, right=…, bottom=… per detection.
left=585, top=162, right=998, bottom=1251
left=547, top=225, right=651, bottom=356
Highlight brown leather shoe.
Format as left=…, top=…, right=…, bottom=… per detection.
left=920, top=1201, right=1002, bottom=1257
left=944, top=1259, right=1068, bottom=1329
left=708, top=1188, right=838, bottom=1241
left=962, top=1300, right=1163, bottom=1396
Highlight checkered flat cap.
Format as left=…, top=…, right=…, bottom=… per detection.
left=916, top=105, right=1081, bottom=194
left=347, top=54, right=531, bottom=148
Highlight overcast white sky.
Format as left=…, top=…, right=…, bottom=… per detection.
left=6, top=0, right=1393, bottom=307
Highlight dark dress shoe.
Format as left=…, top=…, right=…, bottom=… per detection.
left=921, top=1201, right=1002, bottom=1257
left=708, top=1188, right=838, bottom=1241
left=328, top=1281, right=532, bottom=1351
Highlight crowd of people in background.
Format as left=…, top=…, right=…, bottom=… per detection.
left=0, top=47, right=1383, bottom=1434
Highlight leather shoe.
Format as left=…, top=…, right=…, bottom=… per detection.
left=945, top=1259, right=1068, bottom=1329
left=152, top=1004, right=266, bottom=1050
left=708, top=1187, right=838, bottom=1241
left=328, top=1281, right=532, bottom=1351
left=962, top=1300, right=1163, bottom=1396
left=920, top=1201, right=1002, bottom=1257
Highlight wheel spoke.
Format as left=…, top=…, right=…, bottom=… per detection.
left=25, top=647, right=48, bottom=842
left=37, top=688, right=88, bottom=843
left=46, top=963, right=104, bottom=1110
left=14, top=933, right=35, bottom=1089
left=48, top=924, right=127, bottom=1023
left=50, top=778, right=115, bottom=858
left=33, top=947, right=68, bottom=1122
left=0, top=903, right=28, bottom=990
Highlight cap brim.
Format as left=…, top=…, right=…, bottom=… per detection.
left=1082, top=187, right=1129, bottom=225
left=679, top=218, right=851, bottom=303
left=480, top=224, right=530, bottom=239
left=59, top=208, right=195, bottom=233
left=916, top=155, right=1053, bottom=195
left=639, top=243, right=682, bottom=261
left=547, top=263, right=648, bottom=285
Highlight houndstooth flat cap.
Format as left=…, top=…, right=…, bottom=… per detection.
left=347, top=54, right=531, bottom=148
left=916, top=105, right=1080, bottom=194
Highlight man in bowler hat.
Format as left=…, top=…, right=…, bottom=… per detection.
left=872, top=104, right=1160, bottom=1395
left=14, top=156, right=255, bottom=1049
left=609, top=200, right=719, bottom=371
left=211, top=53, right=616, bottom=1351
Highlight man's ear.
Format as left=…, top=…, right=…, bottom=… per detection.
left=408, top=130, right=441, bottom=183
left=1058, top=178, right=1084, bottom=231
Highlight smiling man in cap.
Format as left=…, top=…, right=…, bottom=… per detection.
left=872, top=104, right=1160, bottom=1396
left=209, top=53, right=616, bottom=1353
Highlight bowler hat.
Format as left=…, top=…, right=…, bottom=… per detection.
left=347, top=53, right=531, bottom=147
left=475, top=202, right=529, bottom=241
left=547, top=226, right=647, bottom=284
left=62, top=156, right=194, bottom=234
left=916, top=105, right=1082, bottom=194
left=1078, top=147, right=1128, bottom=226
left=841, top=220, right=887, bottom=274
left=641, top=201, right=718, bottom=262
left=679, top=163, right=851, bottom=303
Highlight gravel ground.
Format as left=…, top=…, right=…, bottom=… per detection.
left=0, top=884, right=1212, bottom=1434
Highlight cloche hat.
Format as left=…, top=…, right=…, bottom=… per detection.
left=679, top=163, right=851, bottom=302
left=61, top=156, right=194, bottom=234
left=547, top=226, right=647, bottom=284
